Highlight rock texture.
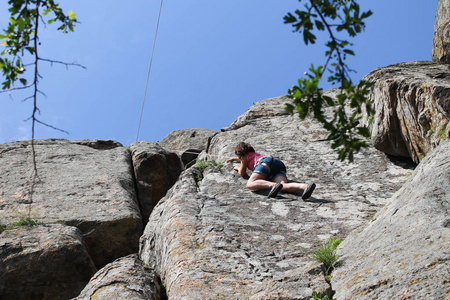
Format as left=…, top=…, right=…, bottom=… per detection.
left=130, top=141, right=183, bottom=224
left=0, top=224, right=96, bottom=300
left=433, top=0, right=450, bottom=63
left=363, top=61, right=450, bottom=163
left=0, top=139, right=143, bottom=268
left=75, top=254, right=161, bottom=300
left=158, top=128, right=218, bottom=166
left=333, top=140, right=450, bottom=299
left=140, top=95, right=415, bottom=299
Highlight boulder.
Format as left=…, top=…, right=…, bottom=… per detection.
left=130, top=141, right=183, bottom=224
left=363, top=61, right=450, bottom=163
left=0, top=139, right=143, bottom=268
left=433, top=0, right=450, bottom=63
left=332, top=140, right=450, bottom=299
left=158, top=128, right=218, bottom=166
left=140, top=95, right=415, bottom=299
left=75, top=254, right=161, bottom=300
left=0, top=224, right=97, bottom=300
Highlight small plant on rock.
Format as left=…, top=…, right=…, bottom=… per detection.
left=14, top=217, right=41, bottom=227
left=195, top=160, right=211, bottom=173
left=0, top=217, right=41, bottom=233
left=2, top=211, right=42, bottom=232
left=215, top=161, right=224, bottom=169
left=194, top=159, right=224, bottom=172
left=310, top=237, right=342, bottom=276
left=439, top=127, right=448, bottom=140
left=310, top=290, right=334, bottom=300
left=195, top=174, right=203, bottom=182
left=193, top=159, right=224, bottom=183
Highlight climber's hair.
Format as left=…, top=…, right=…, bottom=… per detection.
left=235, top=142, right=255, bottom=158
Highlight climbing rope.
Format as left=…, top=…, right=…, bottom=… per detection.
left=136, top=0, right=165, bottom=142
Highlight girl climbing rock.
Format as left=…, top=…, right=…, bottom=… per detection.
left=226, top=142, right=316, bottom=199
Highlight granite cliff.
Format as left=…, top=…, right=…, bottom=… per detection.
left=139, top=94, right=418, bottom=299
left=1, top=1, right=450, bottom=299
left=1, top=92, right=448, bottom=299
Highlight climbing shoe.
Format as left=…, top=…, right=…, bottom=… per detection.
left=302, top=183, right=316, bottom=200
left=268, top=182, right=283, bottom=198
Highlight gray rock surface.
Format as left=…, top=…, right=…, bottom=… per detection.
left=0, top=139, right=143, bottom=268
left=140, top=95, right=415, bottom=299
left=363, top=61, right=450, bottom=163
left=158, top=128, right=218, bottom=166
left=130, top=141, right=183, bottom=224
left=75, top=254, right=161, bottom=300
left=333, top=140, right=450, bottom=299
left=433, top=0, right=450, bottom=63
left=0, top=224, right=96, bottom=300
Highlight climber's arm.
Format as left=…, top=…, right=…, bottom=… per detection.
left=227, top=156, right=248, bottom=177
left=235, top=156, right=248, bottom=177
left=226, top=157, right=240, bottom=163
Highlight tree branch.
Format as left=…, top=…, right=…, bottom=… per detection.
left=39, top=57, right=86, bottom=69
left=0, top=83, right=34, bottom=93
left=35, top=118, right=70, bottom=134
left=310, top=1, right=346, bottom=82
left=31, top=0, right=40, bottom=179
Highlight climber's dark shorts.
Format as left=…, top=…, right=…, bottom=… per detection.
left=253, top=156, right=286, bottom=181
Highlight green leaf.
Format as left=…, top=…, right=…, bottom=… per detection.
left=343, top=49, right=355, bottom=56
left=284, top=13, right=297, bottom=24
left=284, top=103, right=295, bottom=114
left=303, top=30, right=316, bottom=45
left=356, top=127, right=370, bottom=137
left=25, top=46, right=35, bottom=54
left=2, top=80, right=11, bottom=89
left=322, top=95, right=335, bottom=106
left=315, top=20, right=325, bottom=31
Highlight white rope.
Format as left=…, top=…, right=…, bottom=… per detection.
left=136, top=0, right=164, bottom=142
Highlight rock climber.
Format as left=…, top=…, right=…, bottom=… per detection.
left=226, top=142, right=316, bottom=199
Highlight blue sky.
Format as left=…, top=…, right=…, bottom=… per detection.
left=0, top=1, right=438, bottom=146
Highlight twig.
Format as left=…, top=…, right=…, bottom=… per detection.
left=39, top=57, right=86, bottom=69
left=0, top=84, right=34, bottom=93
left=35, top=118, right=70, bottom=134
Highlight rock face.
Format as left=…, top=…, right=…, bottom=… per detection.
left=363, top=61, right=450, bottom=163
left=333, top=140, right=450, bottom=299
left=158, top=128, right=218, bottom=166
left=433, top=0, right=450, bottom=63
left=75, top=254, right=161, bottom=300
left=0, top=139, right=143, bottom=269
left=130, top=141, right=183, bottom=224
left=0, top=224, right=96, bottom=300
left=140, top=95, right=415, bottom=299
left=0, top=86, right=447, bottom=299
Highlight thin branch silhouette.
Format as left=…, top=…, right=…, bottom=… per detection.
left=1, top=0, right=81, bottom=218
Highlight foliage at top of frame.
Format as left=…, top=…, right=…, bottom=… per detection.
left=284, top=0, right=374, bottom=162
left=0, top=0, right=78, bottom=90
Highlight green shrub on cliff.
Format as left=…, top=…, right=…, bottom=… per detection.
left=310, top=237, right=342, bottom=275
left=195, top=160, right=224, bottom=173
left=193, top=159, right=224, bottom=182
left=310, top=290, right=334, bottom=300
